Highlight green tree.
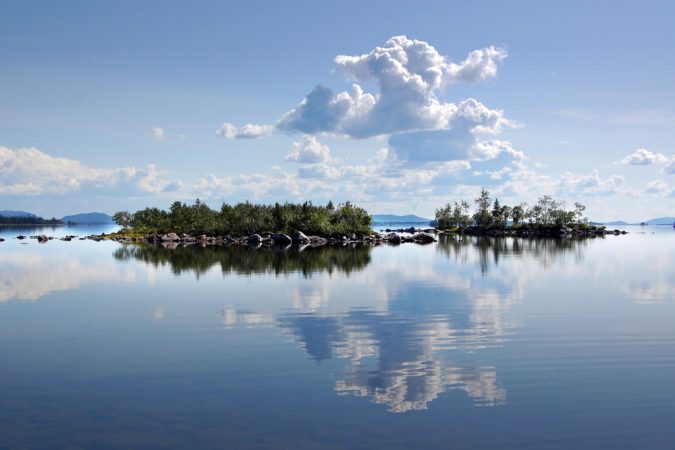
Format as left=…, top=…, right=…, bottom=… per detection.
left=112, top=211, right=132, bottom=228
left=473, top=188, right=493, bottom=227
left=511, top=203, right=526, bottom=226
left=574, top=202, right=587, bottom=224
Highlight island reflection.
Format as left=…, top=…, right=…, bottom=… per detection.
left=113, top=235, right=596, bottom=278
left=437, top=234, right=593, bottom=273
left=111, top=236, right=608, bottom=412
left=113, top=243, right=372, bottom=277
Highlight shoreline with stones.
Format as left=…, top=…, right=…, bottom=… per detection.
left=3, top=225, right=628, bottom=247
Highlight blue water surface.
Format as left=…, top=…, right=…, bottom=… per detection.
left=0, top=225, right=674, bottom=449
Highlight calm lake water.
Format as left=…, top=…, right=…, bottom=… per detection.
left=1, top=225, right=674, bottom=449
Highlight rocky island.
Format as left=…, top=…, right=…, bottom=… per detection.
left=3, top=190, right=627, bottom=248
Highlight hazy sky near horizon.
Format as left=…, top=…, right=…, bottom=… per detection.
left=1, top=0, right=674, bottom=221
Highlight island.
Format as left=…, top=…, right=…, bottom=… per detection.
left=85, top=189, right=622, bottom=249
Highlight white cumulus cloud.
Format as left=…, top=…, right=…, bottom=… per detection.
left=664, top=157, right=675, bottom=175
left=278, top=36, right=508, bottom=139
left=558, top=170, right=624, bottom=196
left=285, top=136, right=330, bottom=163
left=645, top=180, right=673, bottom=196
left=446, top=46, right=508, bottom=83
left=619, top=148, right=669, bottom=165
left=217, top=122, right=273, bottom=139
left=0, top=146, right=178, bottom=196
left=298, top=163, right=340, bottom=179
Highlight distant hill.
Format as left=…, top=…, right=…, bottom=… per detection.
left=372, top=214, right=432, bottom=223
left=645, top=217, right=675, bottom=225
left=0, top=210, right=37, bottom=218
left=596, top=217, right=675, bottom=225
left=61, top=212, right=114, bottom=224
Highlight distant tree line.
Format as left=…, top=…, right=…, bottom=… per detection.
left=113, top=200, right=372, bottom=236
left=435, top=188, right=589, bottom=230
left=0, top=215, right=63, bottom=225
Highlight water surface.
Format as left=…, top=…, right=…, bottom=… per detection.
left=1, top=225, right=674, bottom=449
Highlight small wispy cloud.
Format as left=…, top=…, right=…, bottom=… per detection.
left=217, top=122, right=273, bottom=139
left=151, top=126, right=165, bottom=140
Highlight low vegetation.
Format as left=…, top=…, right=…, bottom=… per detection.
left=113, top=200, right=372, bottom=237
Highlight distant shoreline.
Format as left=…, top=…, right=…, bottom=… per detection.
left=0, top=223, right=64, bottom=227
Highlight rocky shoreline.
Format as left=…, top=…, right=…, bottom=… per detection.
left=6, top=229, right=437, bottom=247
left=3, top=225, right=629, bottom=248
left=107, top=229, right=439, bottom=247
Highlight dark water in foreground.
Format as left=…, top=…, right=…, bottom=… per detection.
left=1, top=225, right=674, bottom=449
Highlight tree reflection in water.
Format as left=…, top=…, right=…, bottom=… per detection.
left=113, top=243, right=372, bottom=277
left=113, top=237, right=597, bottom=413
left=437, top=234, right=594, bottom=273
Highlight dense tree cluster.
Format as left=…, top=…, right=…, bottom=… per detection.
left=113, top=200, right=372, bottom=236
left=0, top=215, right=62, bottom=225
left=435, top=188, right=588, bottom=230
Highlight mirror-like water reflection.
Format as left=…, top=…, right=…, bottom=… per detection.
left=1, top=226, right=674, bottom=448
left=113, top=243, right=372, bottom=277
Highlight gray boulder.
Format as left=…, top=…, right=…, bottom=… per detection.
left=386, top=233, right=401, bottom=244
left=291, top=231, right=310, bottom=244
left=412, top=232, right=436, bottom=243
left=161, top=233, right=180, bottom=242
left=248, top=234, right=262, bottom=244
left=271, top=233, right=293, bottom=245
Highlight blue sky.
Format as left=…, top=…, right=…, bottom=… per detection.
left=1, top=0, right=674, bottom=221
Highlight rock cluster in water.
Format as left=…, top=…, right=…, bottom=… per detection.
left=6, top=228, right=438, bottom=248
left=5, top=225, right=628, bottom=247
left=105, top=229, right=438, bottom=249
